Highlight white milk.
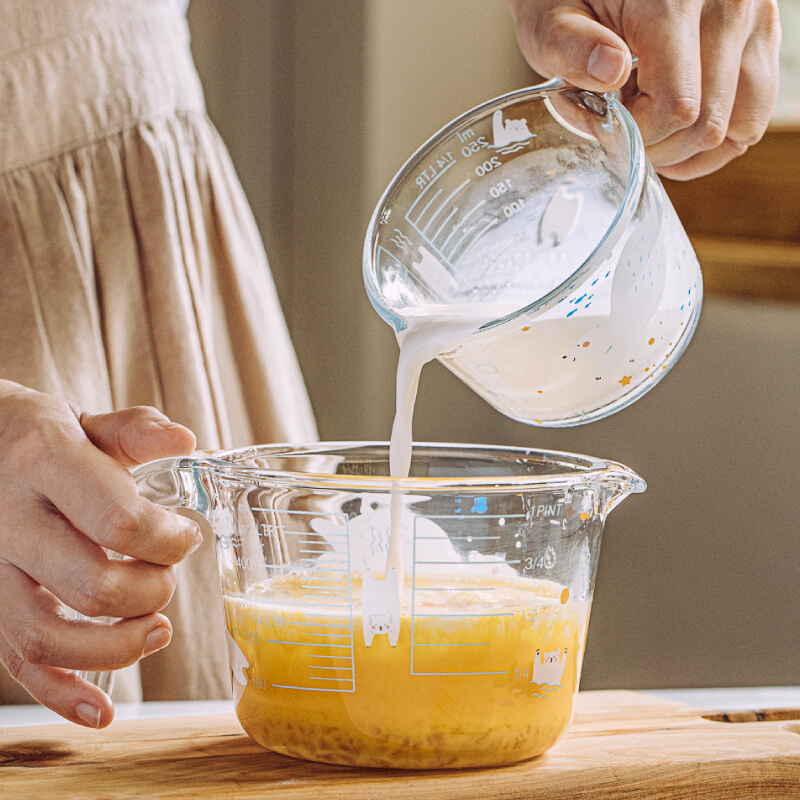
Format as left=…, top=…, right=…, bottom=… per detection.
left=385, top=306, right=514, bottom=585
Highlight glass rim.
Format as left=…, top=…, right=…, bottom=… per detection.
left=362, top=78, right=647, bottom=336
left=146, top=441, right=646, bottom=494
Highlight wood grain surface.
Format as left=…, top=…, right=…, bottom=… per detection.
left=1, top=691, right=799, bottom=799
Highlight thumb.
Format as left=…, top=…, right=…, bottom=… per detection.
left=511, top=1, right=632, bottom=91
left=79, top=406, right=197, bottom=467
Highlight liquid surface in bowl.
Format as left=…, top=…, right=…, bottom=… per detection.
left=224, top=572, right=589, bottom=768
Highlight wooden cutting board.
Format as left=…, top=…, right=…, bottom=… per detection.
left=1, top=691, right=798, bottom=799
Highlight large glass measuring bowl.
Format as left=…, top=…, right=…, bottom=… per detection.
left=364, top=79, right=703, bottom=426
left=129, top=442, right=645, bottom=768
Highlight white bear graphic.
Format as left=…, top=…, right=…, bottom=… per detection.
left=226, top=629, right=251, bottom=706
left=362, top=568, right=401, bottom=647
left=531, top=647, right=568, bottom=687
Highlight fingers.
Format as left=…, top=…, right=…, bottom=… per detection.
left=0, top=565, right=172, bottom=728
left=10, top=414, right=203, bottom=566
left=0, top=563, right=172, bottom=671
left=2, top=506, right=177, bottom=618
left=627, top=0, right=780, bottom=178
left=0, top=630, right=114, bottom=727
left=509, top=0, right=633, bottom=91
left=81, top=406, right=196, bottom=468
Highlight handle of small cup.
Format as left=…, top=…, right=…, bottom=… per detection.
left=71, top=456, right=209, bottom=698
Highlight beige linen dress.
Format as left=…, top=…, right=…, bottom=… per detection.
left=0, top=0, right=317, bottom=704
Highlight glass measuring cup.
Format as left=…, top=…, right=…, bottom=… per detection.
left=123, top=441, right=644, bottom=768
left=363, top=79, right=702, bottom=426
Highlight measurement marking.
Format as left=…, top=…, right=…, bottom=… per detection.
left=309, top=666, right=354, bottom=672
left=267, top=640, right=351, bottom=648
left=310, top=676, right=356, bottom=683
left=424, top=514, right=525, bottom=521
left=413, top=586, right=496, bottom=592
left=406, top=160, right=455, bottom=217
left=308, top=655, right=352, bottom=660
left=301, top=595, right=350, bottom=603
left=413, top=535, right=501, bottom=542
left=297, top=566, right=349, bottom=573
left=454, top=218, right=499, bottom=265
left=412, top=612, right=515, bottom=619
left=298, top=550, right=347, bottom=557
left=410, top=671, right=509, bottom=677
left=307, top=632, right=352, bottom=638
left=265, top=601, right=350, bottom=610
left=299, top=582, right=349, bottom=589
left=289, top=533, right=348, bottom=540
left=298, top=587, right=348, bottom=593
left=272, top=685, right=355, bottom=693
left=431, top=205, right=459, bottom=242
left=441, top=200, right=485, bottom=250
left=295, top=622, right=351, bottom=628
left=413, top=559, right=520, bottom=566
left=423, top=179, right=470, bottom=234
left=415, top=187, right=443, bottom=225
left=253, top=509, right=347, bottom=519
left=412, top=642, right=490, bottom=647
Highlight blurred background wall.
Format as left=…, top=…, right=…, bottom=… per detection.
left=187, top=0, right=799, bottom=690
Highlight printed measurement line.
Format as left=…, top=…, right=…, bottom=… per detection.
left=301, top=595, right=350, bottom=603
left=306, top=632, right=351, bottom=638
left=309, top=666, right=354, bottom=672
left=265, top=601, right=350, bottom=610
left=453, top=218, right=499, bottom=265
left=298, top=566, right=349, bottom=573
left=299, top=550, right=347, bottom=557
left=414, top=586, right=496, bottom=592
left=431, top=205, right=459, bottom=242
left=308, top=654, right=353, bottom=660
left=272, top=685, right=354, bottom=693
left=299, top=582, right=349, bottom=589
left=406, top=160, right=455, bottom=217
left=295, top=622, right=351, bottom=628
left=413, top=536, right=501, bottom=542
left=414, top=187, right=443, bottom=226
left=413, top=559, right=520, bottom=566
left=252, top=509, right=347, bottom=519
left=424, top=514, right=526, bottom=521
left=441, top=200, right=485, bottom=250
left=412, top=612, right=515, bottom=619
left=310, top=676, right=355, bottom=682
left=423, top=179, right=470, bottom=234
left=411, top=671, right=509, bottom=677
left=449, top=217, right=494, bottom=261
left=267, top=639, right=351, bottom=648
left=412, top=642, right=490, bottom=647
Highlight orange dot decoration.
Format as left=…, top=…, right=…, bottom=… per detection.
left=579, top=512, right=590, bottom=521
left=560, top=588, right=570, bottom=605
left=648, top=337, right=655, bottom=345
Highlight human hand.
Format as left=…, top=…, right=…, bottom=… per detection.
left=0, top=381, right=200, bottom=727
left=508, top=0, right=781, bottom=179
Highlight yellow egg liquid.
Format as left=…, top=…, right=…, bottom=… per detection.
left=224, top=572, right=590, bottom=768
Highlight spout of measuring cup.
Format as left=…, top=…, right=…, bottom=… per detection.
left=599, top=463, right=647, bottom=515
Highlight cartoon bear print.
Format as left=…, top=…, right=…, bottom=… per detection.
left=532, top=647, right=568, bottom=688
left=362, top=568, right=401, bottom=647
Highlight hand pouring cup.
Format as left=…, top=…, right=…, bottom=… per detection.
left=364, top=78, right=702, bottom=426
left=88, top=442, right=644, bottom=768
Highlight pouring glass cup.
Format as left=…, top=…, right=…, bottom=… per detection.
left=364, top=78, right=702, bottom=426
left=88, top=442, right=644, bottom=769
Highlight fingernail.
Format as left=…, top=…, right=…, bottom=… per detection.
left=75, top=702, right=101, bottom=728
left=144, top=626, right=172, bottom=657
left=187, top=522, right=203, bottom=555
left=588, top=43, right=626, bottom=85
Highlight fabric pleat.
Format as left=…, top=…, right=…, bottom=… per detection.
left=0, top=1, right=317, bottom=704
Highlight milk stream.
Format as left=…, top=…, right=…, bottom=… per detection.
left=385, top=308, right=513, bottom=588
